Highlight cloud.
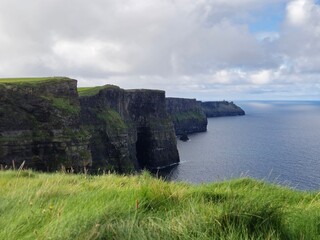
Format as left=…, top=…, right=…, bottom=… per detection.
left=286, top=0, right=310, bottom=25
left=0, top=0, right=319, bottom=100
left=0, top=0, right=276, bottom=74
left=250, top=70, right=273, bottom=85
left=279, top=0, right=320, bottom=75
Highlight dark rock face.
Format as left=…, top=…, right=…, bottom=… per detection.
left=80, top=87, right=179, bottom=172
left=201, top=101, right=245, bottom=117
left=0, top=79, right=180, bottom=172
left=126, top=90, right=180, bottom=169
left=0, top=78, right=92, bottom=171
left=166, top=98, right=207, bottom=135
left=79, top=86, right=138, bottom=173
left=179, top=134, right=189, bottom=142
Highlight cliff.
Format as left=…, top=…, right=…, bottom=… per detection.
left=79, top=85, right=137, bottom=173
left=79, top=86, right=179, bottom=172
left=201, top=101, right=245, bottom=117
left=0, top=77, right=91, bottom=171
left=0, top=78, right=179, bottom=172
left=166, top=98, right=207, bottom=135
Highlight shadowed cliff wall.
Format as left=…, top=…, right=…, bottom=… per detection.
left=80, top=87, right=179, bottom=172
left=126, top=90, right=179, bottom=169
left=201, top=101, right=245, bottom=117
left=166, top=97, right=207, bottom=135
left=79, top=85, right=137, bottom=173
left=0, top=78, right=92, bottom=171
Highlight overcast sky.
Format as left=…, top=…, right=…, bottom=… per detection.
left=0, top=0, right=319, bottom=100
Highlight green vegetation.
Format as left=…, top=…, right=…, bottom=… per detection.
left=1, top=171, right=319, bottom=240
left=78, top=85, right=119, bottom=97
left=0, top=77, right=70, bottom=85
left=51, top=97, right=80, bottom=115
left=173, top=111, right=205, bottom=122
left=62, top=128, right=91, bottom=142
left=97, top=109, right=128, bottom=131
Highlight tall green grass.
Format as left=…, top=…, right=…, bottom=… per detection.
left=0, top=170, right=319, bottom=239
left=78, top=85, right=118, bottom=97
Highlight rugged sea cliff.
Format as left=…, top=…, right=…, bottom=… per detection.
left=79, top=86, right=179, bottom=172
left=166, top=98, right=245, bottom=135
left=166, top=98, right=207, bottom=135
left=0, top=78, right=91, bottom=171
left=0, top=77, right=245, bottom=172
left=201, top=101, right=245, bottom=117
left=0, top=78, right=179, bottom=172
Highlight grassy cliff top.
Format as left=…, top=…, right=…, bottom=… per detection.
left=78, top=85, right=119, bottom=97
left=172, top=110, right=206, bottom=122
left=166, top=97, right=197, bottom=101
left=1, top=170, right=319, bottom=240
left=0, top=77, right=72, bottom=85
left=126, top=89, right=165, bottom=93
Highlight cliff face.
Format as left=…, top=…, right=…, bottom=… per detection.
left=0, top=78, right=92, bottom=171
left=79, top=85, right=137, bottom=173
left=201, top=101, right=245, bottom=117
left=126, top=90, right=179, bottom=169
left=166, top=98, right=207, bottom=135
left=0, top=79, right=180, bottom=172
left=80, top=87, right=179, bottom=172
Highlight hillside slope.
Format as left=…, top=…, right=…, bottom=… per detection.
left=1, top=171, right=319, bottom=240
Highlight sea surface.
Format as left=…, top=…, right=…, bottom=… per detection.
left=161, top=101, right=320, bottom=191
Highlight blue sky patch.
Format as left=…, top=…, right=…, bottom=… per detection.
left=249, top=3, right=286, bottom=33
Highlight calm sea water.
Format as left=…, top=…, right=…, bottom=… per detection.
left=162, top=101, right=320, bottom=191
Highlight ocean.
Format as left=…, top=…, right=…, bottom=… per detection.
left=161, top=101, right=320, bottom=191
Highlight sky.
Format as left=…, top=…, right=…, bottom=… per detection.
left=0, top=0, right=319, bottom=100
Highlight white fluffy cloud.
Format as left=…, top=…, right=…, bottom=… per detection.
left=280, top=0, right=320, bottom=74
left=0, top=0, right=319, bottom=100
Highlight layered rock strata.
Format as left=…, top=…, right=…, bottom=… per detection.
left=79, top=86, right=179, bottom=172
left=0, top=78, right=91, bottom=171
left=0, top=78, right=180, bottom=172
left=166, top=98, right=207, bottom=135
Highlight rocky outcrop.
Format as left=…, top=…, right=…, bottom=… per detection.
left=166, top=98, right=245, bottom=135
left=0, top=78, right=180, bottom=173
left=79, top=85, right=137, bottom=173
left=79, top=86, right=179, bottom=172
left=166, top=98, right=207, bottom=135
left=201, top=101, right=245, bottom=117
left=0, top=77, right=245, bottom=173
left=0, top=78, right=92, bottom=171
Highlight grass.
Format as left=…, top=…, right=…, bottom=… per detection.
left=0, top=77, right=79, bottom=115
left=0, top=171, right=320, bottom=239
left=0, top=77, right=70, bottom=84
left=172, top=111, right=206, bottom=122
left=97, top=109, right=128, bottom=131
left=78, top=85, right=119, bottom=97
left=51, top=97, right=80, bottom=115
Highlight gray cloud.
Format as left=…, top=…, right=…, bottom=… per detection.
left=0, top=0, right=319, bottom=100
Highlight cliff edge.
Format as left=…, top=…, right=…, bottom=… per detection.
left=0, top=77, right=91, bottom=171
left=79, top=86, right=179, bottom=172
left=0, top=78, right=179, bottom=172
